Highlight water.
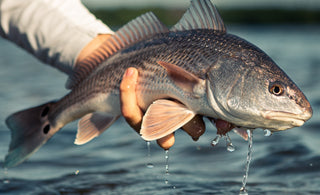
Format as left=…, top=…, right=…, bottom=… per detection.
left=225, top=134, right=235, bottom=152
left=240, top=130, right=253, bottom=195
left=0, top=25, right=320, bottom=194
left=211, top=134, right=235, bottom=152
left=164, top=150, right=170, bottom=184
left=146, top=141, right=154, bottom=168
left=263, top=129, right=272, bottom=137
left=211, top=135, right=221, bottom=146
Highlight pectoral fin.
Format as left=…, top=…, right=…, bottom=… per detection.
left=75, top=113, right=119, bottom=145
left=157, top=61, right=205, bottom=97
left=140, top=99, right=195, bottom=141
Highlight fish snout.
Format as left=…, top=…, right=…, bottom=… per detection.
left=290, top=106, right=312, bottom=128
left=300, top=105, right=313, bottom=122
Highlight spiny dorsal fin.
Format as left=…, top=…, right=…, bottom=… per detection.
left=171, top=0, right=226, bottom=33
left=66, top=12, right=169, bottom=89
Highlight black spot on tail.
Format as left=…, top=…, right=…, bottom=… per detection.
left=4, top=101, right=58, bottom=167
left=41, top=106, right=50, bottom=117
left=43, top=124, right=50, bottom=134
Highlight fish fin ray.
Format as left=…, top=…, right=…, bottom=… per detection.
left=171, top=0, right=226, bottom=33
left=4, top=102, right=59, bottom=168
left=66, top=12, right=169, bottom=89
left=140, top=99, right=195, bottom=141
left=233, top=128, right=248, bottom=141
left=75, top=113, right=119, bottom=145
left=157, top=61, right=205, bottom=95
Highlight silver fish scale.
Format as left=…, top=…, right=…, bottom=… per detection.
left=58, top=29, right=268, bottom=114
left=90, top=30, right=253, bottom=93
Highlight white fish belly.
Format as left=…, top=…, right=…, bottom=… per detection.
left=55, top=93, right=121, bottom=128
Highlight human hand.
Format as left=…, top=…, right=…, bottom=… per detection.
left=120, top=67, right=206, bottom=150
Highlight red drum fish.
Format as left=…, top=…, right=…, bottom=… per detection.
left=4, top=0, right=312, bottom=167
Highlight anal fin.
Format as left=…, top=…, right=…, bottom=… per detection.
left=75, top=113, right=119, bottom=145
left=140, top=99, right=195, bottom=141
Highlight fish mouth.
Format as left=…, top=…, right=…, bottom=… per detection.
left=262, top=109, right=312, bottom=130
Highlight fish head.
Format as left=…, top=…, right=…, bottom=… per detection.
left=206, top=47, right=312, bottom=132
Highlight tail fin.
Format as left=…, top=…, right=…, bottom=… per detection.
left=4, top=102, right=59, bottom=168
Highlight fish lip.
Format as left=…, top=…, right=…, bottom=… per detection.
left=262, top=110, right=310, bottom=128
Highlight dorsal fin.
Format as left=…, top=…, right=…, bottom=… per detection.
left=66, top=12, right=169, bottom=89
left=171, top=0, right=226, bottom=33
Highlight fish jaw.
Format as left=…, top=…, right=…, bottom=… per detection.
left=261, top=108, right=312, bottom=131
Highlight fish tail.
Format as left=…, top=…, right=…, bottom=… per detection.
left=4, top=101, right=59, bottom=168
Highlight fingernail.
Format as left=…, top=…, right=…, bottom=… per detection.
left=125, top=68, right=134, bottom=77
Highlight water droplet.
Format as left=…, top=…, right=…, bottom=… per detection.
left=239, top=187, right=248, bottom=195
left=3, top=179, right=10, bottom=184
left=227, top=143, right=235, bottom=152
left=164, top=149, right=170, bottom=184
left=211, top=135, right=221, bottom=146
left=264, top=129, right=272, bottom=137
left=240, top=130, right=253, bottom=194
left=146, top=141, right=154, bottom=168
left=3, top=168, right=10, bottom=184
left=146, top=163, right=154, bottom=168
left=225, top=133, right=235, bottom=152
left=165, top=150, right=169, bottom=175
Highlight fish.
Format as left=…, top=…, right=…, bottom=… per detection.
left=4, top=0, right=312, bottom=168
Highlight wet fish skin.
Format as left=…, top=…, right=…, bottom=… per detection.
left=4, top=0, right=312, bottom=167
left=45, top=28, right=312, bottom=139
left=206, top=45, right=312, bottom=130
left=91, top=28, right=312, bottom=131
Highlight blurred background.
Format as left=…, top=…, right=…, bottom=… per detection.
left=0, top=0, right=319, bottom=194
left=81, top=0, right=320, bottom=27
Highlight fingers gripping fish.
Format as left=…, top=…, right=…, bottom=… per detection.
left=4, top=0, right=312, bottom=167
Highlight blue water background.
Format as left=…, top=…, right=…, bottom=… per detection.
left=0, top=25, right=319, bottom=194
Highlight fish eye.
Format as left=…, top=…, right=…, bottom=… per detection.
left=269, top=82, right=284, bottom=96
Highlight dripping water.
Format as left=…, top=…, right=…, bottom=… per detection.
left=74, top=170, right=80, bottom=175
left=146, top=141, right=154, bottom=168
left=3, top=168, right=10, bottom=184
left=211, top=135, right=221, bottom=146
left=164, top=149, right=170, bottom=184
left=163, top=150, right=176, bottom=189
left=264, top=129, right=272, bottom=137
left=225, top=133, right=235, bottom=152
left=211, top=133, right=235, bottom=152
left=239, top=130, right=253, bottom=195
